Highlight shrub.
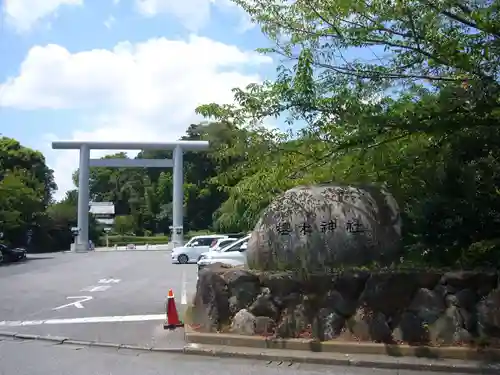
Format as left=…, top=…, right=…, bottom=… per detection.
left=101, top=235, right=169, bottom=247
left=185, top=229, right=215, bottom=239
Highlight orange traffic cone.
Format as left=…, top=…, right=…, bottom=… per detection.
left=163, top=289, right=184, bottom=330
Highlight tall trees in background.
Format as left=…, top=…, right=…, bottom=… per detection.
left=0, top=137, right=55, bottom=249
left=2, top=1, right=499, bottom=265
left=1, top=137, right=104, bottom=251
left=0, top=123, right=246, bottom=252
left=69, top=122, right=246, bottom=236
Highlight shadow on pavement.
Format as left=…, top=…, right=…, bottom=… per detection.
left=11, top=321, right=187, bottom=349
left=26, top=256, right=55, bottom=260
left=0, top=256, right=54, bottom=267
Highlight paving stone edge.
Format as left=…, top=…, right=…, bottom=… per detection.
left=185, top=328, right=500, bottom=360
left=184, top=328, right=500, bottom=374
left=182, top=345, right=500, bottom=374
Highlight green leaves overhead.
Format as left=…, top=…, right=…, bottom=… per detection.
left=195, top=0, right=500, bottom=267
left=236, top=0, right=499, bottom=86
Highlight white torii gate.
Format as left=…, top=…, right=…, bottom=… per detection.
left=52, top=140, right=210, bottom=252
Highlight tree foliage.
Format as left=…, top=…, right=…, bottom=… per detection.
left=0, top=137, right=101, bottom=251
left=196, top=0, right=500, bottom=267
left=69, top=122, right=246, bottom=236
left=2, top=1, right=500, bottom=265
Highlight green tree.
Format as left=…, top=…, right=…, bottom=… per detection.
left=196, top=0, right=500, bottom=266
left=0, top=170, right=43, bottom=245
left=39, top=190, right=103, bottom=251
left=68, top=123, right=247, bottom=236
left=0, top=137, right=57, bottom=248
left=0, top=137, right=106, bottom=252
left=113, top=215, right=136, bottom=235
left=0, top=137, right=56, bottom=206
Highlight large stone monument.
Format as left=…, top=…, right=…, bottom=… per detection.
left=246, top=184, right=402, bottom=271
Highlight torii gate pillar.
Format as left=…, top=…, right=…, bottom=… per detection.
left=52, top=140, right=210, bottom=252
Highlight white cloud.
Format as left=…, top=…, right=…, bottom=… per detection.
left=2, top=0, right=83, bottom=33
left=104, top=15, right=116, bottom=29
left=135, top=0, right=254, bottom=32
left=0, top=35, right=272, bottom=200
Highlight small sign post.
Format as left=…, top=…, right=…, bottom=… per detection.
left=104, top=227, right=112, bottom=248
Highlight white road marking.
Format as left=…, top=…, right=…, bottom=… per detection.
left=81, top=285, right=111, bottom=292
left=98, top=278, right=121, bottom=284
left=53, top=296, right=93, bottom=310
left=0, top=314, right=166, bottom=327
left=181, top=270, right=187, bottom=305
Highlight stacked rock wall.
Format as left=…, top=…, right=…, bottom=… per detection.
left=192, top=265, right=500, bottom=347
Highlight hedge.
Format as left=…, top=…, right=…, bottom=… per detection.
left=185, top=230, right=215, bottom=239
left=98, top=231, right=245, bottom=246
left=102, top=235, right=170, bottom=246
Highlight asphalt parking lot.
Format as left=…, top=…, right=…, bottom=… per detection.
left=0, top=251, right=197, bottom=348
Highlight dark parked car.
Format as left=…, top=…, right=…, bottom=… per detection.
left=0, top=244, right=27, bottom=263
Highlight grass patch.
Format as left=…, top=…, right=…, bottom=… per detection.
left=182, top=303, right=194, bottom=325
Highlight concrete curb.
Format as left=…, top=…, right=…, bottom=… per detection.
left=0, top=331, right=184, bottom=353
left=185, top=328, right=500, bottom=362
left=183, top=344, right=500, bottom=374
left=3, top=330, right=498, bottom=373
left=184, top=327, right=500, bottom=373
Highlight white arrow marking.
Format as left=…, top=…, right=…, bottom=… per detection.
left=53, top=296, right=93, bottom=310
left=81, top=285, right=111, bottom=292
left=98, top=278, right=121, bottom=284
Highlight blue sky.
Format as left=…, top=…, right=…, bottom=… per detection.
left=0, top=0, right=276, bottom=199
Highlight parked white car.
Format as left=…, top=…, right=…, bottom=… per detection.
left=209, top=237, right=237, bottom=252
left=171, top=234, right=229, bottom=264
left=197, top=235, right=250, bottom=273
left=198, top=238, right=241, bottom=260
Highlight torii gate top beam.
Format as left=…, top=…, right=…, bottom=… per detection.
left=51, top=140, right=210, bottom=151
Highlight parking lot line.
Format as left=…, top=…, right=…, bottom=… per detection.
left=0, top=314, right=166, bottom=327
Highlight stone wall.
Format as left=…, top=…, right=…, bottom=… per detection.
left=192, top=264, right=500, bottom=347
